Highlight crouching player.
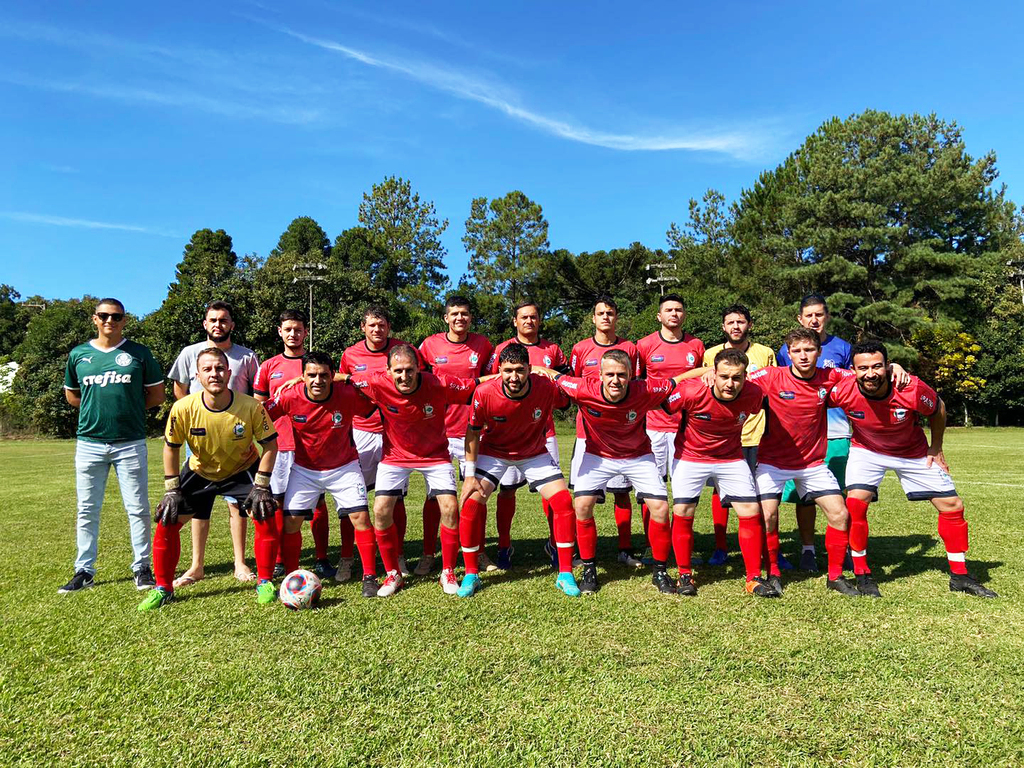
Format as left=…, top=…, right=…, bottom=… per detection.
left=829, top=341, right=997, bottom=598
left=264, top=352, right=383, bottom=598
left=664, top=349, right=777, bottom=597
left=457, top=344, right=579, bottom=597
left=140, top=347, right=279, bottom=610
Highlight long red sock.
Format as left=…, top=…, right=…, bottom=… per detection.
left=375, top=523, right=399, bottom=574
left=576, top=516, right=598, bottom=561
left=649, top=517, right=672, bottom=565
left=846, top=497, right=871, bottom=575
left=440, top=524, right=460, bottom=572
left=711, top=493, right=729, bottom=551
left=496, top=494, right=516, bottom=549
left=477, top=502, right=488, bottom=551
left=153, top=521, right=184, bottom=590
left=543, top=497, right=555, bottom=546
left=613, top=495, right=632, bottom=551
left=281, top=529, right=302, bottom=573
left=253, top=518, right=279, bottom=582
left=354, top=527, right=376, bottom=577
left=670, top=516, right=693, bottom=573
left=339, top=515, right=355, bottom=559
left=641, top=503, right=651, bottom=538
left=311, top=498, right=329, bottom=560
left=422, top=497, right=441, bottom=556
left=394, top=499, right=407, bottom=545
left=766, top=527, right=781, bottom=577
left=737, top=515, right=763, bottom=581
left=459, top=497, right=485, bottom=574
left=825, top=525, right=849, bottom=580
left=938, top=507, right=969, bottom=575
left=548, top=490, right=576, bottom=573
left=274, top=504, right=285, bottom=565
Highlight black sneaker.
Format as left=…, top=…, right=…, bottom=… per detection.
left=799, top=549, right=819, bottom=572
left=767, top=574, right=784, bottom=596
left=826, top=575, right=862, bottom=597
left=133, top=566, right=156, bottom=591
left=580, top=562, right=599, bottom=594
left=652, top=567, right=677, bottom=594
left=313, top=558, right=338, bottom=581
left=58, top=570, right=95, bottom=594
left=745, top=576, right=780, bottom=598
left=361, top=574, right=379, bottom=598
left=949, top=573, right=998, bottom=598
left=676, top=573, right=697, bottom=597
left=856, top=573, right=882, bottom=598
left=273, top=562, right=285, bottom=579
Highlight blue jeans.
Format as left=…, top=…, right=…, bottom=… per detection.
left=74, top=439, right=152, bottom=574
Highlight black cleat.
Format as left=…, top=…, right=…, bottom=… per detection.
left=58, top=570, right=95, bottom=594
left=652, top=568, right=677, bottom=594
left=799, top=549, right=819, bottom=572
left=767, top=574, right=784, bottom=596
left=133, top=566, right=156, bottom=591
left=361, top=574, right=379, bottom=598
left=856, top=573, right=882, bottom=598
left=745, top=576, right=780, bottom=598
left=827, top=575, right=862, bottom=597
left=313, top=558, right=338, bottom=581
left=949, top=573, right=998, bottom=598
left=676, top=573, right=697, bottom=597
left=580, top=562, right=599, bottom=594
left=273, top=562, right=285, bottom=579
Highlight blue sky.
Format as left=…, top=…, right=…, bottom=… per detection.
left=3, top=1, right=1023, bottom=314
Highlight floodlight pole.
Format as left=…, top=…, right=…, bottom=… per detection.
left=292, top=262, right=328, bottom=349
left=645, top=262, right=679, bottom=295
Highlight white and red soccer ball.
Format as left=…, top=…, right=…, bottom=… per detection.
left=278, top=569, right=322, bottom=610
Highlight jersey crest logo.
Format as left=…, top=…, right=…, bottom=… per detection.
left=893, top=408, right=908, bottom=422
left=270, top=372, right=283, bottom=380
left=332, top=411, right=343, bottom=425
left=424, top=404, right=435, bottom=418
left=233, top=423, right=245, bottom=437
left=779, top=391, right=795, bottom=400
left=543, top=355, right=552, bottom=366
left=115, top=353, right=133, bottom=367
left=435, top=356, right=448, bottom=364
left=686, top=353, right=695, bottom=365
left=293, top=415, right=308, bottom=423
left=354, top=364, right=367, bottom=371
left=652, top=355, right=665, bottom=363
left=627, top=410, right=638, bottom=422
left=817, top=388, right=828, bottom=401
left=469, top=353, right=479, bottom=364
left=532, top=408, right=542, bottom=421
left=737, top=412, right=748, bottom=423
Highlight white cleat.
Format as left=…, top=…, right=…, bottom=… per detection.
left=478, top=552, right=499, bottom=573
left=334, top=557, right=354, bottom=583
left=439, top=567, right=459, bottom=595
left=397, top=557, right=411, bottom=578
left=413, top=554, right=435, bottom=577
left=376, top=570, right=404, bottom=597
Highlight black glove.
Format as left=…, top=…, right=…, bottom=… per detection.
left=243, top=485, right=276, bottom=522
left=155, top=489, right=183, bottom=526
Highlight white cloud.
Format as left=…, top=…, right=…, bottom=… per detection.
left=0, top=211, right=180, bottom=237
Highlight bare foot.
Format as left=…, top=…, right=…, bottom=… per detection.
left=173, top=567, right=204, bottom=588
left=234, top=566, right=256, bottom=582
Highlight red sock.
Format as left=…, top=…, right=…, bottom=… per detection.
left=641, top=503, right=651, bottom=537
left=496, top=494, right=515, bottom=549
left=281, top=529, right=302, bottom=573
left=354, top=527, right=376, bottom=577
left=274, top=504, right=285, bottom=565
left=938, top=507, right=969, bottom=575
left=548, top=490, right=576, bottom=573
left=153, top=521, right=183, bottom=590
left=477, top=501, right=488, bottom=550
left=576, top=516, right=597, bottom=562
left=375, top=523, right=399, bottom=574
left=669, top=516, right=693, bottom=573
left=394, top=499, right=407, bottom=545
left=422, top=497, right=441, bottom=557
left=542, top=497, right=555, bottom=545
left=712, top=493, right=729, bottom=551
left=737, top=515, right=763, bottom=581
left=253, top=518, right=279, bottom=582
left=649, top=517, right=672, bottom=565
left=825, top=525, right=849, bottom=580
left=459, top=497, right=485, bottom=574
left=766, top=527, right=781, bottom=577
left=311, top=498, right=329, bottom=560
left=846, top=497, right=871, bottom=575
left=613, top=495, right=632, bottom=551
left=339, top=515, right=355, bottom=559
left=440, top=524, right=460, bottom=572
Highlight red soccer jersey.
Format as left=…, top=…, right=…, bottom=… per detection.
left=748, top=366, right=850, bottom=469
left=264, top=382, right=376, bottom=471
left=350, top=370, right=477, bottom=466
left=637, top=331, right=706, bottom=432
left=339, top=338, right=423, bottom=434
left=469, top=374, right=570, bottom=460
left=488, top=337, right=568, bottom=438
left=665, top=379, right=765, bottom=462
left=569, top=336, right=641, bottom=438
left=253, top=353, right=304, bottom=451
left=555, top=375, right=675, bottom=459
left=419, top=332, right=494, bottom=438
left=828, top=375, right=938, bottom=459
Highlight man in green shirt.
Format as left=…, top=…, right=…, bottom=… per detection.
left=59, top=298, right=165, bottom=593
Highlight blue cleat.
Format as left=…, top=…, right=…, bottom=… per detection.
left=708, top=548, right=729, bottom=566
left=555, top=572, right=581, bottom=597
left=778, top=553, right=795, bottom=571
left=496, top=546, right=514, bottom=571
left=457, top=573, right=482, bottom=598
left=544, top=540, right=558, bottom=570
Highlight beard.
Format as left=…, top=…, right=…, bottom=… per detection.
left=207, top=329, right=232, bottom=343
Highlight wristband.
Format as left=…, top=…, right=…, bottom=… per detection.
left=254, top=471, right=272, bottom=489
left=464, top=461, right=476, bottom=478
left=164, top=476, right=180, bottom=491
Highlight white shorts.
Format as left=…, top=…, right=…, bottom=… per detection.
left=448, top=436, right=467, bottom=476
left=846, top=446, right=957, bottom=501
left=477, top=452, right=564, bottom=493
left=354, top=428, right=407, bottom=496
left=499, top=436, right=560, bottom=491
left=755, top=462, right=841, bottom=503
left=284, top=459, right=368, bottom=518
left=646, top=429, right=675, bottom=480
left=570, top=438, right=631, bottom=497
left=575, top=452, right=666, bottom=501
left=376, top=462, right=457, bottom=498
left=271, top=450, right=294, bottom=496
left=671, top=458, right=758, bottom=506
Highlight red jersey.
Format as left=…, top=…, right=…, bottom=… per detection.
left=748, top=366, right=850, bottom=469
left=264, top=382, right=375, bottom=471
left=419, top=332, right=494, bottom=438
left=555, top=375, right=675, bottom=459
left=339, top=338, right=423, bottom=434
left=665, top=379, right=764, bottom=462
left=488, top=337, right=568, bottom=438
left=637, top=331, right=706, bottom=432
left=350, top=370, right=477, bottom=466
left=469, top=374, right=570, bottom=460
left=828, top=375, right=938, bottom=459
left=253, top=353, right=304, bottom=451
left=569, top=336, right=641, bottom=439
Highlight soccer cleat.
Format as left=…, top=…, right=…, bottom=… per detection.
left=617, top=550, right=644, bottom=569
left=457, top=573, right=482, bottom=598
left=949, top=573, right=998, bottom=598
left=745, top=577, right=780, bottom=598
left=826, top=576, right=862, bottom=597
left=799, top=549, right=819, bottom=572
left=856, top=573, right=882, bottom=598
left=478, top=552, right=499, bottom=573
left=767, top=574, right=784, bottom=596
left=256, top=580, right=277, bottom=604
left=361, top=574, right=379, bottom=598
left=640, top=546, right=655, bottom=566
left=58, top=570, right=95, bottom=594
left=397, top=557, right=411, bottom=578
left=335, top=557, right=354, bottom=583
left=544, top=540, right=558, bottom=570
left=777, top=553, right=795, bottom=571
left=273, top=562, right=285, bottom=579
left=439, top=568, right=459, bottom=595
left=580, top=563, right=599, bottom=594
left=413, top=554, right=435, bottom=577
left=708, top=548, right=729, bottom=567
left=133, top=566, right=156, bottom=591
left=652, top=568, right=677, bottom=594
left=555, top=572, right=581, bottom=597
left=376, top=570, right=404, bottom=598
left=313, top=558, right=338, bottom=581
left=137, top=587, right=173, bottom=611
left=676, top=573, right=698, bottom=596
left=496, top=546, right=514, bottom=571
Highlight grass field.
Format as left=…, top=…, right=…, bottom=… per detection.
left=1, top=428, right=1022, bottom=767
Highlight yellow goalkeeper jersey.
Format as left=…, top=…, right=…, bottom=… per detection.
left=703, top=342, right=776, bottom=447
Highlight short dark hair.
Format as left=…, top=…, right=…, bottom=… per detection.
left=513, top=300, right=541, bottom=319
left=362, top=305, right=391, bottom=325
left=784, top=327, right=821, bottom=350
left=851, top=340, right=888, bottom=365
left=721, top=303, right=751, bottom=323
left=498, top=343, right=530, bottom=367
left=799, top=293, right=829, bottom=314
left=714, top=348, right=749, bottom=370
left=445, top=295, right=472, bottom=312
left=659, top=293, right=685, bottom=308
left=594, top=295, right=618, bottom=313
left=302, top=351, right=335, bottom=373
left=96, top=297, right=125, bottom=312
left=601, top=349, right=632, bottom=372
left=279, top=309, right=308, bottom=327
left=388, top=344, right=419, bottom=367
left=205, top=300, right=234, bottom=320
left=197, top=347, right=228, bottom=366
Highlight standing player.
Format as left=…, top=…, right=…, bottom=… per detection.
left=140, top=347, right=279, bottom=610
left=568, top=296, right=644, bottom=568
left=457, top=344, right=579, bottom=597
left=168, top=300, right=260, bottom=585
left=419, top=296, right=494, bottom=571
left=263, top=352, right=383, bottom=598
left=701, top=304, right=776, bottom=565
left=829, top=341, right=997, bottom=597
left=59, top=298, right=165, bottom=594
left=487, top=300, right=569, bottom=569
left=777, top=294, right=853, bottom=571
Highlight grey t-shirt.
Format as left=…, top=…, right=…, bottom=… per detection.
left=168, top=341, right=260, bottom=395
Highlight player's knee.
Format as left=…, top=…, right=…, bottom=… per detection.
left=646, top=500, right=669, bottom=522
left=932, top=495, right=964, bottom=513
left=283, top=516, right=305, bottom=534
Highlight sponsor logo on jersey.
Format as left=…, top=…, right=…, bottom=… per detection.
left=822, top=359, right=836, bottom=368
left=779, top=391, right=795, bottom=400
left=652, top=355, right=665, bottom=363
left=270, top=372, right=283, bottom=380
left=848, top=410, right=865, bottom=419
left=190, top=427, right=207, bottom=436
left=424, top=404, right=435, bottom=418
left=893, top=408, right=908, bottom=422
left=386, top=405, right=399, bottom=413
left=818, top=387, right=828, bottom=401
left=473, top=399, right=480, bottom=408
left=469, top=353, right=479, bottom=365
left=921, top=395, right=934, bottom=409
left=532, top=407, right=543, bottom=421
left=667, top=392, right=681, bottom=404
left=543, top=355, right=552, bottom=366
left=694, top=413, right=711, bottom=421
left=585, top=359, right=598, bottom=367
left=434, top=356, right=448, bottom=364
left=233, top=423, right=245, bottom=438
left=115, top=352, right=133, bottom=367
left=585, top=407, right=602, bottom=417
left=560, top=379, right=579, bottom=390
left=627, top=410, right=638, bottom=422
left=354, top=364, right=367, bottom=372
left=81, top=371, right=133, bottom=387
left=293, top=415, right=308, bottom=423
left=332, top=411, right=343, bottom=425
left=80, top=355, right=93, bottom=364
left=493, top=416, right=507, bottom=422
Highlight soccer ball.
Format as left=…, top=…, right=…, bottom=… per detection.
left=278, top=569, right=322, bottom=610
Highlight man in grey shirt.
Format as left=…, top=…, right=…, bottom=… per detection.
left=167, top=300, right=260, bottom=586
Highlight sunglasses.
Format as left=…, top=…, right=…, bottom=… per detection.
left=96, top=312, right=125, bottom=322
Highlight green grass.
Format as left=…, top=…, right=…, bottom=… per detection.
left=1, top=428, right=1022, bottom=767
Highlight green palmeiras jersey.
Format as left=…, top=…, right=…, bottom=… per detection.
left=64, top=339, right=164, bottom=443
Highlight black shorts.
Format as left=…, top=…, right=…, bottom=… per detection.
left=179, top=462, right=257, bottom=520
